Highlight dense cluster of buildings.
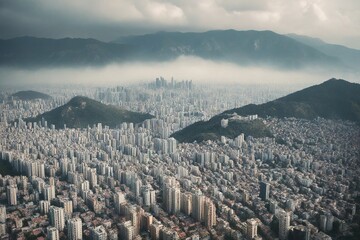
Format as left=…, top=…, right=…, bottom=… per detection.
left=0, top=79, right=359, bottom=240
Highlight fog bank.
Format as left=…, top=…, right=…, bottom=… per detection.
left=0, top=56, right=358, bottom=89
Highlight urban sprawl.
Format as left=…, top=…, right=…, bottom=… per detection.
left=0, top=78, right=359, bottom=240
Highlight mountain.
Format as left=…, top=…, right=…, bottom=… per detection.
left=171, top=118, right=272, bottom=143
left=116, top=30, right=340, bottom=69
left=25, top=96, right=154, bottom=128
left=222, top=79, right=360, bottom=122
left=288, top=34, right=360, bottom=70
left=0, top=37, right=135, bottom=67
left=11, top=90, right=52, bottom=100
left=0, top=30, right=347, bottom=69
left=171, top=79, right=360, bottom=143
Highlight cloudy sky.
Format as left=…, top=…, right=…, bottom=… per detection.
left=1, top=0, right=360, bottom=48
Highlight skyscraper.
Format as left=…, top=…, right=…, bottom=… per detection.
left=114, top=191, right=126, bottom=214
left=49, top=206, right=65, bottom=231
left=279, top=210, right=291, bottom=240
left=163, top=178, right=180, bottom=215
left=192, top=190, right=204, bottom=222
left=40, top=200, right=50, bottom=215
left=181, top=192, right=192, bottom=216
left=168, top=137, right=177, bottom=154
left=60, top=199, right=73, bottom=215
left=150, top=222, right=162, bottom=240
left=47, top=226, right=59, bottom=240
left=246, top=218, right=258, bottom=239
left=204, top=198, right=216, bottom=228
left=88, top=168, right=98, bottom=189
left=142, top=186, right=156, bottom=207
left=67, top=217, right=82, bottom=240
left=0, top=205, right=6, bottom=236
left=119, top=220, right=134, bottom=240
left=259, top=181, right=270, bottom=201
left=170, top=187, right=181, bottom=215
left=44, top=184, right=56, bottom=201
left=0, top=205, right=6, bottom=223
left=7, top=185, right=17, bottom=205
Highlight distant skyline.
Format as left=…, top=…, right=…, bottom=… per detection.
left=1, top=0, right=360, bottom=49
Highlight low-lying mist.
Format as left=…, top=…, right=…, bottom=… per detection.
left=0, top=56, right=358, bottom=89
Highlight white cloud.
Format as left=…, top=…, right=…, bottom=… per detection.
left=0, top=0, right=360, bottom=48
left=1, top=57, right=358, bottom=89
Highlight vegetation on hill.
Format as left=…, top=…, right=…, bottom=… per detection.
left=117, top=30, right=339, bottom=68
left=224, top=79, right=360, bottom=122
left=1, top=30, right=351, bottom=69
left=171, top=117, right=272, bottom=143
left=25, top=96, right=154, bottom=128
left=0, top=37, right=135, bottom=67
left=171, top=78, right=360, bottom=143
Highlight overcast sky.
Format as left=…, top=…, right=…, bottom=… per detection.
left=1, top=0, right=360, bottom=49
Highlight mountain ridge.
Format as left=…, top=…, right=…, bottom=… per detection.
left=116, top=30, right=340, bottom=68
left=225, top=78, right=360, bottom=122
left=2, top=30, right=358, bottom=69
left=171, top=79, right=360, bottom=143
left=287, top=34, right=360, bottom=70
left=0, top=37, right=135, bottom=67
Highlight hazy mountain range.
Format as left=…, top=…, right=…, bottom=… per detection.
left=1, top=30, right=359, bottom=70
left=171, top=78, right=360, bottom=143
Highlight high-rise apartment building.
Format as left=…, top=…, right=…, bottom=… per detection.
left=67, top=217, right=82, bottom=240
left=7, top=185, right=17, bottom=205
left=259, top=181, right=270, bottom=201
left=279, top=210, right=291, bottom=240
left=49, top=206, right=65, bottom=231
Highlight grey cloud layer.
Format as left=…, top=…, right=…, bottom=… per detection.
left=1, top=0, right=359, bottom=48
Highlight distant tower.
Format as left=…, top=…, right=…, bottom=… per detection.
left=279, top=210, right=291, bottom=240
left=259, top=181, right=270, bottom=201
left=246, top=218, right=258, bottom=239
left=67, top=217, right=82, bottom=240
left=7, top=185, right=17, bottom=205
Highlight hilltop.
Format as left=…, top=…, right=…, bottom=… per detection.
left=25, top=96, right=154, bottom=129
left=11, top=90, right=52, bottom=101
left=171, top=117, right=272, bottom=143
left=224, top=79, right=360, bottom=122
left=171, top=79, right=360, bottom=143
